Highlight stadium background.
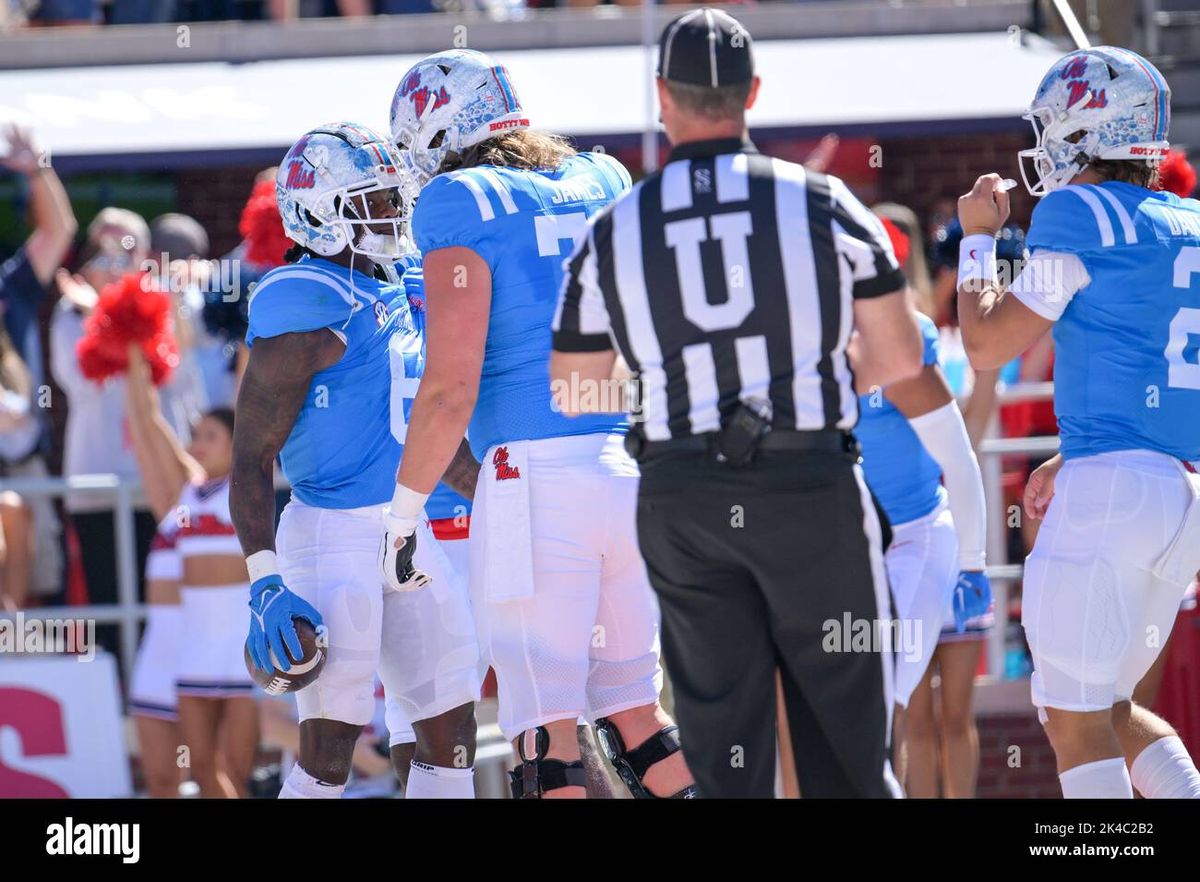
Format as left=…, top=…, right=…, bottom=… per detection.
left=0, top=0, right=1198, bottom=798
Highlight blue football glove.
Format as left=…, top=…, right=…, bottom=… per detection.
left=247, top=575, right=324, bottom=674
left=952, top=570, right=992, bottom=633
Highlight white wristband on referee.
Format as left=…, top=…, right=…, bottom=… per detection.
left=957, top=234, right=998, bottom=290
left=246, top=549, right=279, bottom=583
left=388, top=483, right=429, bottom=521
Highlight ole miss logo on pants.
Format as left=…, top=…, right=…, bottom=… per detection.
left=493, top=446, right=520, bottom=481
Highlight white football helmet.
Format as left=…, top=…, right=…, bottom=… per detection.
left=276, top=122, right=416, bottom=262
left=1020, top=46, right=1171, bottom=196
left=389, top=49, right=529, bottom=185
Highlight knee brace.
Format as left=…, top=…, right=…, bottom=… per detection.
left=508, top=727, right=587, bottom=799
left=595, top=718, right=697, bottom=799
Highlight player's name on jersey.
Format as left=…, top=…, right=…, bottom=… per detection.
left=1157, top=205, right=1200, bottom=238
left=549, top=173, right=607, bottom=205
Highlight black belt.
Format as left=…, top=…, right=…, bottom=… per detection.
left=632, top=428, right=856, bottom=462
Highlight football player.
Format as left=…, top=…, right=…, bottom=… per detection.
left=957, top=47, right=1200, bottom=798
left=381, top=50, right=695, bottom=798
left=230, top=122, right=482, bottom=799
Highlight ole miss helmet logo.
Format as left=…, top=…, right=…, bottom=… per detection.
left=493, top=446, right=520, bottom=481
left=1065, top=79, right=1107, bottom=109
left=283, top=134, right=316, bottom=189
left=285, top=161, right=315, bottom=190
left=1060, top=56, right=1088, bottom=81
left=1057, top=55, right=1107, bottom=109
left=400, top=72, right=451, bottom=119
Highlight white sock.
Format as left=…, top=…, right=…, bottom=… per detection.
left=278, top=764, right=345, bottom=800
left=1131, top=736, right=1200, bottom=799
left=1059, top=757, right=1133, bottom=799
left=404, top=761, right=475, bottom=799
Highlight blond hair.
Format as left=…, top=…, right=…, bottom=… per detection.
left=873, top=202, right=934, bottom=320
left=439, top=129, right=576, bottom=175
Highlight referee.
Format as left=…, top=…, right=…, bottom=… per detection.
left=550, top=8, right=924, bottom=797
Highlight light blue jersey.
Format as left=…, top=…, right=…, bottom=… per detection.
left=1024, top=182, right=1200, bottom=461
left=247, top=256, right=418, bottom=509
left=398, top=262, right=473, bottom=523
left=856, top=314, right=946, bottom=526
left=412, top=152, right=632, bottom=461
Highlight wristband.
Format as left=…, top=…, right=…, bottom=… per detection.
left=957, top=234, right=997, bottom=291
left=246, top=549, right=279, bottom=584
left=388, top=483, right=429, bottom=521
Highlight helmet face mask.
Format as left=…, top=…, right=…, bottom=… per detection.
left=1018, top=104, right=1102, bottom=197
left=277, top=122, right=419, bottom=262
left=1018, top=46, right=1171, bottom=196
left=390, top=49, right=530, bottom=187
left=337, top=185, right=409, bottom=262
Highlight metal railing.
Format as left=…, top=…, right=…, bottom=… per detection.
left=1, top=381, right=1060, bottom=700
left=0, top=473, right=145, bottom=677
left=977, top=380, right=1057, bottom=681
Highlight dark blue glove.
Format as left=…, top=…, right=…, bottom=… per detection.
left=247, top=575, right=324, bottom=673
left=952, top=570, right=992, bottom=633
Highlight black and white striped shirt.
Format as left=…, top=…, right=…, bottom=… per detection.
left=551, top=137, right=905, bottom=441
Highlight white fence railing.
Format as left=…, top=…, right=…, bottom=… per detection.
left=977, top=381, right=1057, bottom=681
left=1, top=381, right=1059, bottom=700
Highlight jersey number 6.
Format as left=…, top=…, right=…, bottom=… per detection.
left=390, top=342, right=422, bottom=443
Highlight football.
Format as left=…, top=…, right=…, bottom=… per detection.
left=244, top=619, right=329, bottom=696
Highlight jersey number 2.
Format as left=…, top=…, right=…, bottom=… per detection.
left=1168, top=246, right=1200, bottom=391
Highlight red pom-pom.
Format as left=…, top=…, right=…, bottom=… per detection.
left=94, top=273, right=171, bottom=342
left=76, top=330, right=126, bottom=383
left=1157, top=148, right=1197, bottom=199
left=75, top=272, right=179, bottom=386
left=879, top=216, right=911, bottom=267
left=142, top=331, right=180, bottom=386
left=240, top=179, right=290, bottom=268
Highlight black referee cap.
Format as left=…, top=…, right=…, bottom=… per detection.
left=657, top=8, right=755, bottom=88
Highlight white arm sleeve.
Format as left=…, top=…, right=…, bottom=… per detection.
left=1007, top=249, right=1090, bottom=321
left=908, top=400, right=987, bottom=570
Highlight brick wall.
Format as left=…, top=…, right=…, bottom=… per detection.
left=878, top=130, right=1035, bottom=233
left=175, top=163, right=273, bottom=258
left=976, top=710, right=1061, bottom=799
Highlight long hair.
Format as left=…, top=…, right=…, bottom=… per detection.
left=873, top=202, right=934, bottom=319
left=438, top=129, right=576, bottom=175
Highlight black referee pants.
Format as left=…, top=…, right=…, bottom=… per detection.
left=636, top=446, right=898, bottom=798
